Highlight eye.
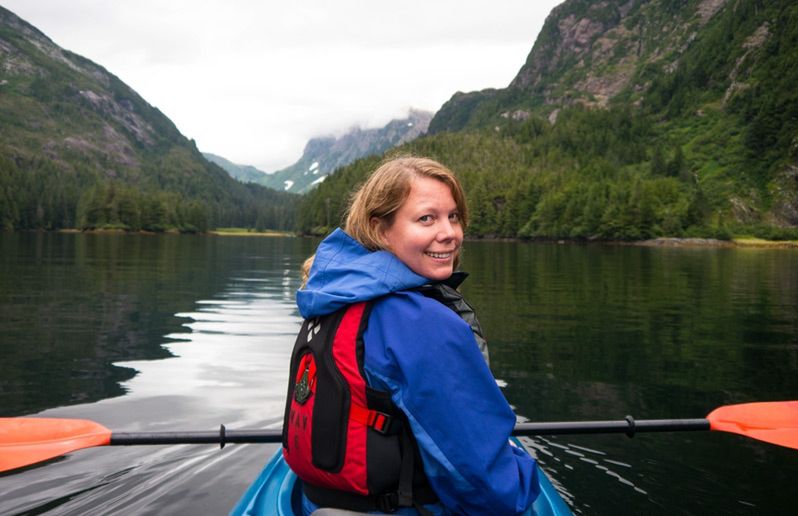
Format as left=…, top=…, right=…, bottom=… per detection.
left=418, top=215, right=433, bottom=223
left=449, top=212, right=460, bottom=223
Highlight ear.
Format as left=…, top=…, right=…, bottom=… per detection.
left=370, top=216, right=389, bottom=248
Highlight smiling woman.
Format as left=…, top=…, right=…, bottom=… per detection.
left=378, top=175, right=464, bottom=281
left=287, top=156, right=540, bottom=515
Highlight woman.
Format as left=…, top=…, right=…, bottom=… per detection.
left=282, top=156, right=539, bottom=515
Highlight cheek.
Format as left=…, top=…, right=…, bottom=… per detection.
left=382, top=225, right=411, bottom=252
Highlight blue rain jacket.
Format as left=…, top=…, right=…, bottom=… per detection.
left=297, top=229, right=540, bottom=515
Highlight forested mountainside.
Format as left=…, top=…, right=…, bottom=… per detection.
left=0, top=7, right=296, bottom=232
left=261, top=109, right=433, bottom=194
left=301, top=0, right=798, bottom=240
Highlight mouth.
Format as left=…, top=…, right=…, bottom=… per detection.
left=425, top=251, right=455, bottom=260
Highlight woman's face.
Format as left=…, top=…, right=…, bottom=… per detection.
left=379, top=176, right=464, bottom=280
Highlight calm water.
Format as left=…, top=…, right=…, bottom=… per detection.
left=1, top=233, right=796, bottom=515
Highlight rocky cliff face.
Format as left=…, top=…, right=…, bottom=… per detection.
left=0, top=6, right=187, bottom=172
left=431, top=0, right=738, bottom=131
left=261, top=109, right=433, bottom=193
left=512, top=0, right=732, bottom=109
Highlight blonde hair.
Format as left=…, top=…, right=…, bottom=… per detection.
left=301, top=156, right=468, bottom=284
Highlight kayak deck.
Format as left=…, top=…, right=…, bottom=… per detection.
left=232, top=441, right=572, bottom=515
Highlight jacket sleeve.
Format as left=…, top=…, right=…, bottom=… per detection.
left=362, top=292, right=540, bottom=515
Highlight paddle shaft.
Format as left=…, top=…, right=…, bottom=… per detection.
left=108, top=418, right=711, bottom=446
left=111, top=426, right=282, bottom=446
left=513, top=417, right=710, bottom=437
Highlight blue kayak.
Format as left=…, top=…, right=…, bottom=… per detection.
left=231, top=439, right=572, bottom=515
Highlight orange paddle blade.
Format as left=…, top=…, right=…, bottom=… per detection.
left=707, top=401, right=798, bottom=450
left=0, top=418, right=112, bottom=472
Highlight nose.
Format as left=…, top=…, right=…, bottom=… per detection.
left=436, top=218, right=456, bottom=241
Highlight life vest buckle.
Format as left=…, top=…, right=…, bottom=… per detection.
left=369, top=411, right=393, bottom=435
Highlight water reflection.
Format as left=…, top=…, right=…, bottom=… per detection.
left=2, top=234, right=796, bottom=515
left=462, top=241, right=798, bottom=515
left=0, top=234, right=310, bottom=515
left=115, top=269, right=303, bottom=427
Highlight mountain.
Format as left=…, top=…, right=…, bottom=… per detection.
left=428, top=0, right=798, bottom=232
left=0, top=7, right=295, bottom=232
left=301, top=0, right=798, bottom=239
left=262, top=109, right=433, bottom=193
left=202, top=152, right=270, bottom=184
left=430, top=0, right=740, bottom=130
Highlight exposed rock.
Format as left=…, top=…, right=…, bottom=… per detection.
left=729, top=193, right=761, bottom=225
left=637, top=237, right=733, bottom=247
left=769, top=165, right=798, bottom=226
left=559, top=15, right=606, bottom=52
left=78, top=89, right=155, bottom=145
left=510, top=110, right=531, bottom=121
left=723, top=22, right=771, bottom=104
left=696, top=0, right=729, bottom=24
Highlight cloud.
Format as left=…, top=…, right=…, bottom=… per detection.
left=3, top=0, right=562, bottom=171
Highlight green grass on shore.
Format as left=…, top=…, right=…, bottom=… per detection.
left=210, top=228, right=294, bottom=237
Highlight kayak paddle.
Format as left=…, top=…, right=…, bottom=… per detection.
left=1, top=401, right=796, bottom=473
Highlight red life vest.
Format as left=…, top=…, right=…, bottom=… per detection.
left=282, top=301, right=436, bottom=512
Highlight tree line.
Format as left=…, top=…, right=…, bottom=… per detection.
left=297, top=102, right=797, bottom=241
left=0, top=149, right=297, bottom=233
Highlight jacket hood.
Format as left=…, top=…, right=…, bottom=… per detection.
left=296, top=228, right=429, bottom=318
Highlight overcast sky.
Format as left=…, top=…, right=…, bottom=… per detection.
left=4, top=0, right=562, bottom=172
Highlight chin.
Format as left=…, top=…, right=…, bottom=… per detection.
left=424, top=268, right=453, bottom=281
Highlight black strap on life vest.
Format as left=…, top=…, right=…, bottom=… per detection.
left=415, top=271, right=489, bottom=366
left=303, top=427, right=438, bottom=513
left=302, top=403, right=438, bottom=513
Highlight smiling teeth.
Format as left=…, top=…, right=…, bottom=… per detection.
left=426, top=252, right=451, bottom=259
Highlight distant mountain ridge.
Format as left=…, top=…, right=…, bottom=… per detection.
left=203, top=110, right=432, bottom=194
left=202, top=152, right=270, bottom=184
left=262, top=109, right=433, bottom=193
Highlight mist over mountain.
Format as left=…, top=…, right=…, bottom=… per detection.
left=262, top=109, right=432, bottom=194
left=205, top=110, right=431, bottom=194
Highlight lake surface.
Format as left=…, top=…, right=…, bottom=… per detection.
left=1, top=232, right=796, bottom=515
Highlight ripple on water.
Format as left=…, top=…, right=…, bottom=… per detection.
left=0, top=268, right=303, bottom=515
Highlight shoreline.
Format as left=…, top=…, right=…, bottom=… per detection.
left=634, top=237, right=798, bottom=249
left=51, top=228, right=294, bottom=237
left=208, top=229, right=293, bottom=237
left=466, top=235, right=798, bottom=249
left=8, top=229, right=796, bottom=248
